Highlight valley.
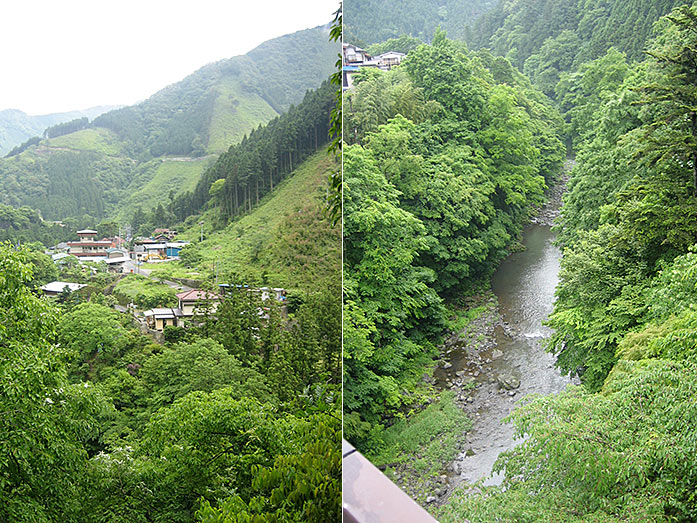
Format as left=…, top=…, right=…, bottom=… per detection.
left=344, top=1, right=697, bottom=522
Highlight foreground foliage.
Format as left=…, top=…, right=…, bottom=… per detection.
left=0, top=243, right=340, bottom=521
left=440, top=361, right=697, bottom=522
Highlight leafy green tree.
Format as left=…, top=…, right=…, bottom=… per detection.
left=366, top=34, right=424, bottom=55
left=209, top=288, right=263, bottom=365
left=343, top=144, right=443, bottom=446
left=440, top=360, right=697, bottom=522
left=138, top=338, right=275, bottom=414
left=523, top=30, right=581, bottom=98
left=57, top=302, right=130, bottom=380
left=0, top=243, right=104, bottom=521
left=555, top=47, right=631, bottom=148
left=196, top=410, right=341, bottom=522
left=24, top=247, right=59, bottom=286
left=636, top=5, right=697, bottom=195
left=404, top=29, right=489, bottom=128
left=138, top=389, right=292, bottom=520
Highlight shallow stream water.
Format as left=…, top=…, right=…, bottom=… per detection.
left=442, top=198, right=575, bottom=488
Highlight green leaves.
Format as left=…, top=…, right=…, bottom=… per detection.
left=443, top=360, right=697, bottom=522
left=344, top=34, right=565, bottom=453
left=0, top=244, right=105, bottom=521
left=196, top=409, right=341, bottom=522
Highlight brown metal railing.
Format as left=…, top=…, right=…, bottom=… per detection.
left=343, top=439, right=439, bottom=523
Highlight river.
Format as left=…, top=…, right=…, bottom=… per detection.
left=437, top=168, right=575, bottom=490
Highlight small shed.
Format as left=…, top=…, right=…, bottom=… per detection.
left=166, top=242, right=189, bottom=258
left=143, top=308, right=183, bottom=331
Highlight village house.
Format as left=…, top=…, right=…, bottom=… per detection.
left=66, top=230, right=115, bottom=260
left=374, top=51, right=406, bottom=69
left=131, top=237, right=188, bottom=261
left=40, top=281, right=86, bottom=297
left=153, top=228, right=176, bottom=241
left=51, top=252, right=72, bottom=264
left=141, top=289, right=220, bottom=332
left=104, top=248, right=131, bottom=273
left=343, top=43, right=369, bottom=64
left=143, top=308, right=183, bottom=331
left=343, top=44, right=408, bottom=89
left=177, top=289, right=220, bottom=317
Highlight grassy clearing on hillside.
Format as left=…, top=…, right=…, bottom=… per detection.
left=117, top=158, right=214, bottom=222
left=113, top=274, right=177, bottom=309
left=206, top=78, right=279, bottom=154
left=166, top=150, right=340, bottom=291
left=145, top=263, right=202, bottom=281
left=47, top=128, right=125, bottom=156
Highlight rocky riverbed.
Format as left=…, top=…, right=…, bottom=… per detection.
left=387, top=162, right=575, bottom=508
left=411, top=160, right=576, bottom=508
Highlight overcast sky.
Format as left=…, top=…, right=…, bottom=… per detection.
left=0, top=0, right=336, bottom=115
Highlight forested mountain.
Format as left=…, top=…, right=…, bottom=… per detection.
left=0, top=25, right=337, bottom=225
left=162, top=149, right=340, bottom=292
left=343, top=31, right=564, bottom=449
left=0, top=106, right=118, bottom=156
left=467, top=0, right=690, bottom=97
left=344, top=0, right=496, bottom=46
left=171, top=80, right=335, bottom=225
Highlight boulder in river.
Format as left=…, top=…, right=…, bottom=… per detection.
left=497, top=373, right=520, bottom=390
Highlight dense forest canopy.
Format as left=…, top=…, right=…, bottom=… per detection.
left=0, top=242, right=340, bottom=521
left=344, top=0, right=496, bottom=46
left=343, top=31, right=565, bottom=450
left=467, top=0, right=691, bottom=99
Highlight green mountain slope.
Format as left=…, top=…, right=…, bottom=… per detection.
left=344, top=0, right=496, bottom=45
left=0, top=106, right=119, bottom=156
left=153, top=150, right=339, bottom=291
left=467, top=0, right=689, bottom=84
left=205, top=77, right=279, bottom=154
left=92, top=25, right=336, bottom=158
left=115, top=157, right=216, bottom=224
left=0, top=25, right=337, bottom=224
